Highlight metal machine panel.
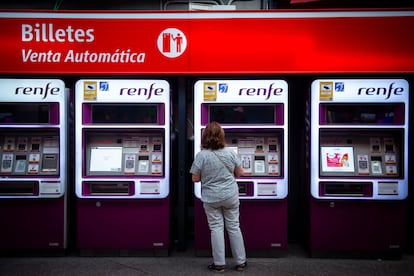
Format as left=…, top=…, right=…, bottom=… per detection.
left=310, top=79, right=409, bottom=200
left=0, top=78, right=67, bottom=251
left=75, top=79, right=170, bottom=199
left=193, top=79, right=288, bottom=200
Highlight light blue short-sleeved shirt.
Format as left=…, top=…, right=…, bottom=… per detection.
left=190, top=148, right=241, bottom=203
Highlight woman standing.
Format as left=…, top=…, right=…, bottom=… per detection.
left=190, top=122, right=247, bottom=273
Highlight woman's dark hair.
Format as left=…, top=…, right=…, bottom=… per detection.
left=201, top=121, right=226, bottom=150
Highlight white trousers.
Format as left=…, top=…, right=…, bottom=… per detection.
left=203, top=193, right=246, bottom=266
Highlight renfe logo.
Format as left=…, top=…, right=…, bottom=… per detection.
left=15, top=82, right=60, bottom=99
left=238, top=83, right=284, bottom=100
left=358, top=82, right=404, bottom=100
left=119, top=83, right=164, bottom=100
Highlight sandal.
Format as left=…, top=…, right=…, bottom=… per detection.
left=235, top=262, right=247, bottom=271
left=208, top=263, right=225, bottom=273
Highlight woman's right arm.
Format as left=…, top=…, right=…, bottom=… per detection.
left=234, top=165, right=244, bottom=178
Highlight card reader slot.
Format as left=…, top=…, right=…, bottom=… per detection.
left=320, top=181, right=373, bottom=197
left=0, top=181, right=38, bottom=195
left=87, top=181, right=132, bottom=196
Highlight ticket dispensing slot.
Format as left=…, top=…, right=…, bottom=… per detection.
left=0, top=181, right=38, bottom=195
left=320, top=182, right=373, bottom=197
left=83, top=181, right=133, bottom=196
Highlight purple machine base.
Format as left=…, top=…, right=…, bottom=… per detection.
left=0, top=197, right=66, bottom=253
left=77, top=197, right=170, bottom=256
left=309, top=198, right=406, bottom=258
left=194, top=198, right=288, bottom=257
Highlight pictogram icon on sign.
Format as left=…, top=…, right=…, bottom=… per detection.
left=157, top=28, right=187, bottom=58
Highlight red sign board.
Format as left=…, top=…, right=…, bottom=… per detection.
left=1, top=11, right=414, bottom=74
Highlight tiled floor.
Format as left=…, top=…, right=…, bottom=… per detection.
left=1, top=245, right=413, bottom=276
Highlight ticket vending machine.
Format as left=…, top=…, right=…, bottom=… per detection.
left=193, top=79, right=288, bottom=256
left=75, top=79, right=170, bottom=256
left=308, top=79, right=409, bottom=258
left=0, top=78, right=67, bottom=253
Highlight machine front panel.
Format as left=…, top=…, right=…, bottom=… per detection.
left=0, top=79, right=67, bottom=199
left=310, top=79, right=409, bottom=200
left=75, top=79, right=170, bottom=199
left=193, top=79, right=288, bottom=200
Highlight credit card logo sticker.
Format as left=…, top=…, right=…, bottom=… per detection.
left=319, top=82, right=333, bottom=101
left=203, top=82, right=217, bottom=101
left=84, top=81, right=97, bottom=101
